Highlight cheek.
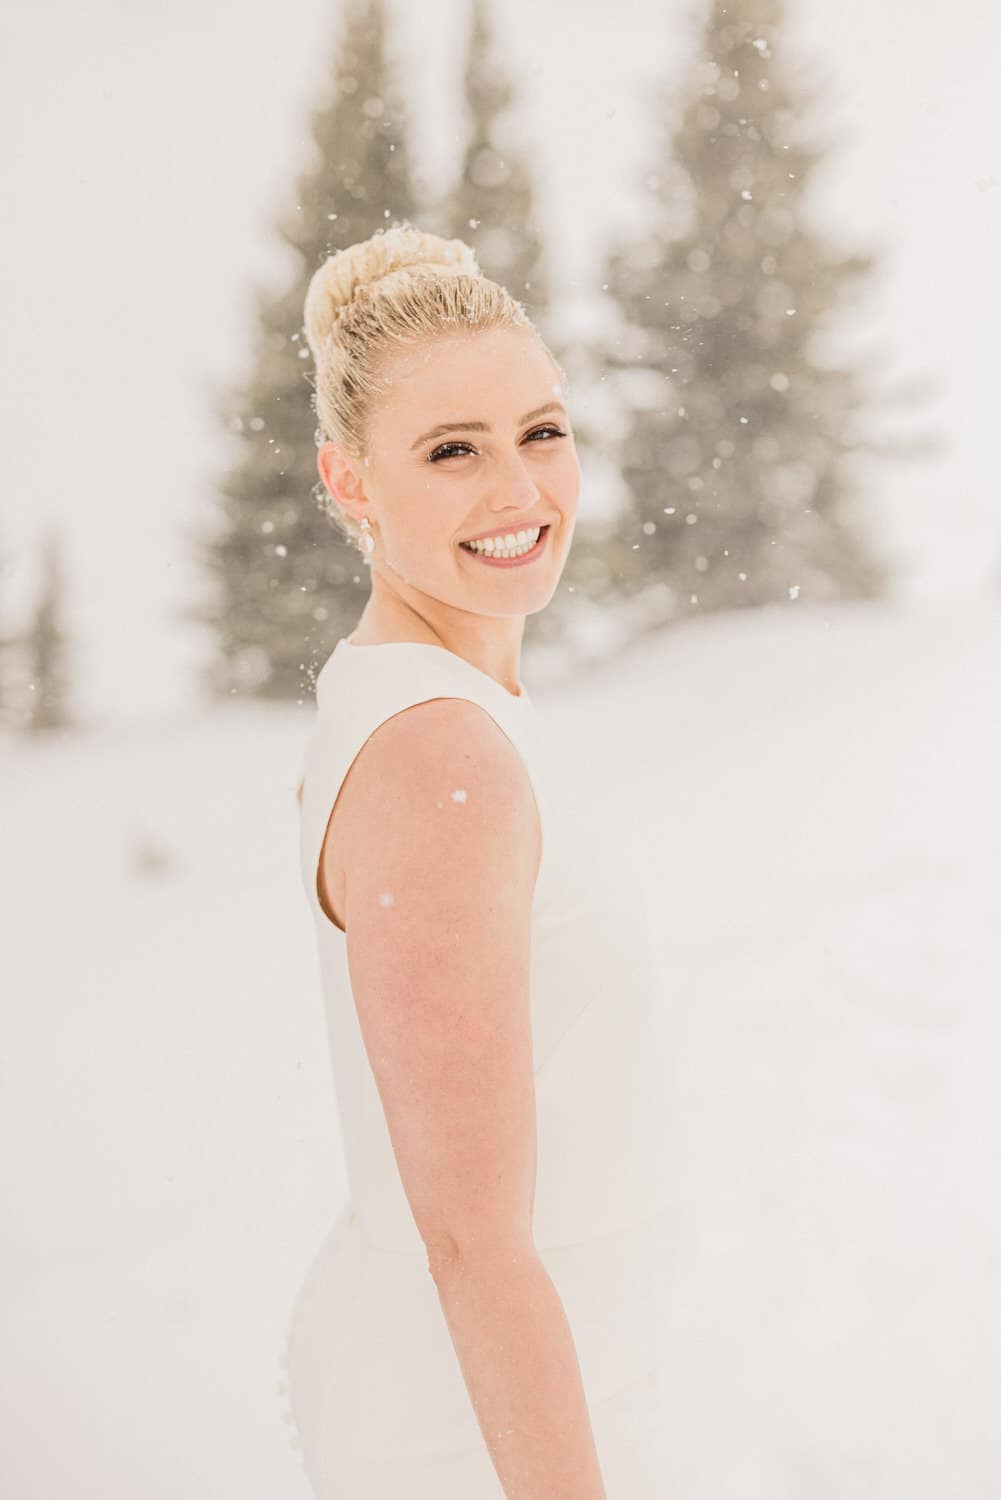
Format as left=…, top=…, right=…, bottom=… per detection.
left=384, top=492, right=465, bottom=566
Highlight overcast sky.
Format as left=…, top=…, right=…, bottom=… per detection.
left=4, top=0, right=998, bottom=718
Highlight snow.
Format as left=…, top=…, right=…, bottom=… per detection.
left=3, top=598, right=999, bottom=1496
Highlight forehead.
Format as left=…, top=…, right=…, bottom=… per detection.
left=374, top=327, right=558, bottom=415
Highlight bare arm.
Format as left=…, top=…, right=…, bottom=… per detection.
left=336, top=697, right=607, bottom=1500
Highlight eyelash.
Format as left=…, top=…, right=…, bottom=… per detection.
left=427, top=425, right=567, bottom=463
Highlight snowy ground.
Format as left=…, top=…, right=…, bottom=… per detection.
left=2, top=597, right=999, bottom=1498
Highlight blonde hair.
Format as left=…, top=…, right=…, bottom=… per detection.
left=303, top=219, right=563, bottom=545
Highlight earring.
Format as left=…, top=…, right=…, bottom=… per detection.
left=358, top=517, right=375, bottom=557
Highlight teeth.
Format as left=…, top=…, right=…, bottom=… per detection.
left=463, top=526, right=542, bottom=558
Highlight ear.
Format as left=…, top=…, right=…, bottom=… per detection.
left=317, top=441, right=368, bottom=526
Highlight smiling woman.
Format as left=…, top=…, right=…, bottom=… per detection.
left=305, top=259, right=580, bottom=690
left=282, top=222, right=669, bottom=1500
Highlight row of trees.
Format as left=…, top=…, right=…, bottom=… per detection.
left=188, top=0, right=912, bottom=704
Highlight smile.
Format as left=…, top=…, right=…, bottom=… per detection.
left=459, top=525, right=550, bottom=567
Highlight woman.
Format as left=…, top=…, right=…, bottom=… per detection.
left=282, top=222, right=671, bottom=1498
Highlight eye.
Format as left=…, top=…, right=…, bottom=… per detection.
left=426, top=425, right=568, bottom=463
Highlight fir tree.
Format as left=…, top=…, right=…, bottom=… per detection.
left=186, top=0, right=419, bottom=702
left=429, top=0, right=551, bottom=329
left=568, top=0, right=892, bottom=632
left=22, top=526, right=72, bottom=735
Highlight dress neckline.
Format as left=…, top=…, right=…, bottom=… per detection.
left=335, top=636, right=530, bottom=703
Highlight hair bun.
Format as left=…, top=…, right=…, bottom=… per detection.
left=304, top=222, right=481, bottom=358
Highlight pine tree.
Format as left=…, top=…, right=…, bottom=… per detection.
left=568, top=0, right=892, bottom=632
left=22, top=526, right=72, bottom=735
left=428, top=0, right=551, bottom=330
left=185, top=0, right=419, bottom=702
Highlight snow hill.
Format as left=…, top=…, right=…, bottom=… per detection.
left=2, top=597, right=998, bottom=1497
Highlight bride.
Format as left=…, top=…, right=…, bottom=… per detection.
left=283, top=221, right=670, bottom=1498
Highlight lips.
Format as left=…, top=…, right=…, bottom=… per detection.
left=459, top=521, right=553, bottom=545
left=458, top=525, right=551, bottom=566
left=459, top=525, right=549, bottom=551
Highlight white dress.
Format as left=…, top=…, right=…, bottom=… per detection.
left=280, top=637, right=671, bottom=1497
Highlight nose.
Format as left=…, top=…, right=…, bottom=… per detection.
left=487, top=448, right=542, bottom=516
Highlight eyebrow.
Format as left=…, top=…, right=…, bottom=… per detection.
left=410, top=401, right=568, bottom=452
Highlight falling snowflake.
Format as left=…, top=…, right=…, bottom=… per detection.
left=451, top=788, right=468, bottom=804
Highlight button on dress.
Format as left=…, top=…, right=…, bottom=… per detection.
left=280, top=637, right=671, bottom=1497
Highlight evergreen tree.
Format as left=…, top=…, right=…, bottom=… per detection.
left=566, top=0, right=893, bottom=633
left=22, top=526, right=72, bottom=735
left=429, top=0, right=551, bottom=331
left=186, top=0, right=419, bottom=702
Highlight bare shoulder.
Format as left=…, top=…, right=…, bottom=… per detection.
left=339, top=696, right=541, bottom=897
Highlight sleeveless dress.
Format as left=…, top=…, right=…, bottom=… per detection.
left=279, top=636, right=671, bottom=1498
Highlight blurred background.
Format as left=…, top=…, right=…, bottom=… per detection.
left=2, top=0, right=999, bottom=1494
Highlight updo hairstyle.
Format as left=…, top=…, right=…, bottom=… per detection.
left=303, top=220, right=561, bottom=546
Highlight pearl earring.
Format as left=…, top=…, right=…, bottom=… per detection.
left=358, top=517, right=375, bottom=557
